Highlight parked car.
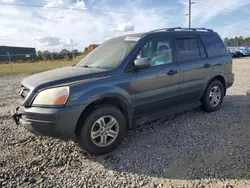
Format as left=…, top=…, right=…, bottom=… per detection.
left=12, top=27, right=234, bottom=154
left=234, top=50, right=244, bottom=57
left=238, top=48, right=250, bottom=56
left=228, top=48, right=234, bottom=57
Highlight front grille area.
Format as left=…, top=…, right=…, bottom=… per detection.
left=20, top=85, right=30, bottom=99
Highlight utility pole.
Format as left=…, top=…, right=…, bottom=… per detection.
left=189, top=0, right=191, bottom=29
left=71, top=39, right=75, bottom=60
left=188, top=0, right=195, bottom=29
left=7, top=52, right=12, bottom=70
left=7, top=52, right=11, bottom=62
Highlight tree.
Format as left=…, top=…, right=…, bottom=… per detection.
left=51, top=52, right=58, bottom=60
left=73, top=49, right=80, bottom=57
left=34, top=49, right=81, bottom=61
left=37, top=51, right=43, bottom=60
left=246, top=37, right=250, bottom=47
left=238, top=36, right=244, bottom=46
left=60, top=49, right=70, bottom=54
left=224, top=37, right=230, bottom=46
left=223, top=36, right=250, bottom=47
left=43, top=50, right=51, bottom=60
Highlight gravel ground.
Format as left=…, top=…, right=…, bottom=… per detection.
left=0, top=59, right=250, bottom=188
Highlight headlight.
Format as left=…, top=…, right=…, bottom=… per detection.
left=33, top=86, right=69, bottom=106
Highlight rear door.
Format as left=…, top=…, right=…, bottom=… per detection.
left=175, top=35, right=212, bottom=103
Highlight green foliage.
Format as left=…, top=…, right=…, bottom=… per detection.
left=224, top=36, right=250, bottom=47
left=36, top=49, right=81, bottom=61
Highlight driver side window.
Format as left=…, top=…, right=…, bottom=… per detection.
left=136, top=37, right=173, bottom=67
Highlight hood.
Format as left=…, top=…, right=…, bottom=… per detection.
left=21, top=66, right=108, bottom=91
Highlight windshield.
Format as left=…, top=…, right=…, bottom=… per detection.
left=76, top=36, right=138, bottom=69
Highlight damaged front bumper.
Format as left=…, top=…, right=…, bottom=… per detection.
left=12, top=107, right=22, bottom=125
left=11, top=105, right=85, bottom=141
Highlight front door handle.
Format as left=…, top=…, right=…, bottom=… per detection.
left=204, top=63, right=211, bottom=68
left=167, top=69, right=178, bottom=76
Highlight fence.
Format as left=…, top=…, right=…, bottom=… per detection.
left=0, top=53, right=37, bottom=63
left=0, top=55, right=83, bottom=76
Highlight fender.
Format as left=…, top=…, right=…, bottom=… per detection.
left=212, top=67, right=225, bottom=77
left=67, top=85, right=134, bottom=128
left=200, top=68, right=226, bottom=99
left=73, top=86, right=132, bottom=108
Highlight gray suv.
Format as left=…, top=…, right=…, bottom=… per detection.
left=12, top=27, right=234, bottom=154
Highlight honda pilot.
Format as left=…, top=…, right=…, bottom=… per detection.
left=12, top=27, right=234, bottom=154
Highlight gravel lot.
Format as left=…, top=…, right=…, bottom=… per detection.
left=0, top=59, right=250, bottom=188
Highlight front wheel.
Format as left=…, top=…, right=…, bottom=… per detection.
left=201, top=80, right=225, bottom=112
left=76, top=105, right=126, bottom=155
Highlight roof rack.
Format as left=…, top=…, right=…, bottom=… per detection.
left=149, top=27, right=214, bottom=33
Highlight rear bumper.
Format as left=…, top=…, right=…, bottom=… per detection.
left=12, top=105, right=85, bottom=140
left=247, top=90, right=250, bottom=96
left=226, top=73, right=234, bottom=89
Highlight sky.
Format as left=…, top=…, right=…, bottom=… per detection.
left=1, top=0, right=250, bottom=52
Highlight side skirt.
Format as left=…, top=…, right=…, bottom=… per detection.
left=133, top=101, right=201, bottom=126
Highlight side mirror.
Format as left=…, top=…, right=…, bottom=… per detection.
left=134, top=58, right=151, bottom=70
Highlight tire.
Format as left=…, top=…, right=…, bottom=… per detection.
left=76, top=105, right=126, bottom=155
left=201, top=80, right=225, bottom=112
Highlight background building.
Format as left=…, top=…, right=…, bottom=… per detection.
left=0, top=46, right=37, bottom=62
left=83, top=44, right=99, bottom=56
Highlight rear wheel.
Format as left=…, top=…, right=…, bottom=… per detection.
left=76, top=105, right=126, bottom=155
left=201, top=80, right=225, bottom=112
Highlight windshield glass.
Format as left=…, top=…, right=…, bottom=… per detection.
left=76, top=36, right=138, bottom=69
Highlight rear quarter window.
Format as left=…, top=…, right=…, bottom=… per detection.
left=201, top=33, right=228, bottom=57
left=175, top=38, right=201, bottom=62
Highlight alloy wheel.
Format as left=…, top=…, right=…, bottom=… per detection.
left=90, top=115, right=119, bottom=147
left=209, top=86, right=222, bottom=107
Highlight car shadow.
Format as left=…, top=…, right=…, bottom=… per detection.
left=87, top=95, right=250, bottom=180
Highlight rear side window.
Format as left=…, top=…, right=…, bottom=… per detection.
left=176, top=38, right=200, bottom=62
left=201, top=34, right=228, bottom=57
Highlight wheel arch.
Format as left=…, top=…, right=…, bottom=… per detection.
left=209, top=75, right=227, bottom=96
left=201, top=75, right=227, bottom=100
left=75, top=96, right=132, bottom=137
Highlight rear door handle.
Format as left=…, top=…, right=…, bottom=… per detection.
left=204, top=63, right=211, bottom=68
left=167, top=69, right=178, bottom=76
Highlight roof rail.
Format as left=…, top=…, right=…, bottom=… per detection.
left=149, top=27, right=181, bottom=33
left=169, top=27, right=214, bottom=32
left=148, top=27, right=214, bottom=33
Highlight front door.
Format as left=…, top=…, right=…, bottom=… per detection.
left=129, top=36, right=180, bottom=117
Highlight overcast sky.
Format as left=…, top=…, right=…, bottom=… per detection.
left=1, top=0, right=250, bottom=52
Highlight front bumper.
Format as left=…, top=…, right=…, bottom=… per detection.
left=12, top=105, right=85, bottom=140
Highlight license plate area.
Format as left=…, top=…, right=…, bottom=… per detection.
left=11, top=107, right=23, bottom=125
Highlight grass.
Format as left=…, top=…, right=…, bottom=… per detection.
left=0, top=56, right=82, bottom=76
left=1, top=57, right=249, bottom=76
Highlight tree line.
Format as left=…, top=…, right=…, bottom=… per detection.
left=37, top=49, right=82, bottom=61
left=224, top=36, right=250, bottom=47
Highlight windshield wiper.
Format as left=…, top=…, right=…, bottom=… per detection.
left=83, top=65, right=90, bottom=68
left=82, top=65, right=108, bottom=69
left=90, top=65, right=108, bottom=69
